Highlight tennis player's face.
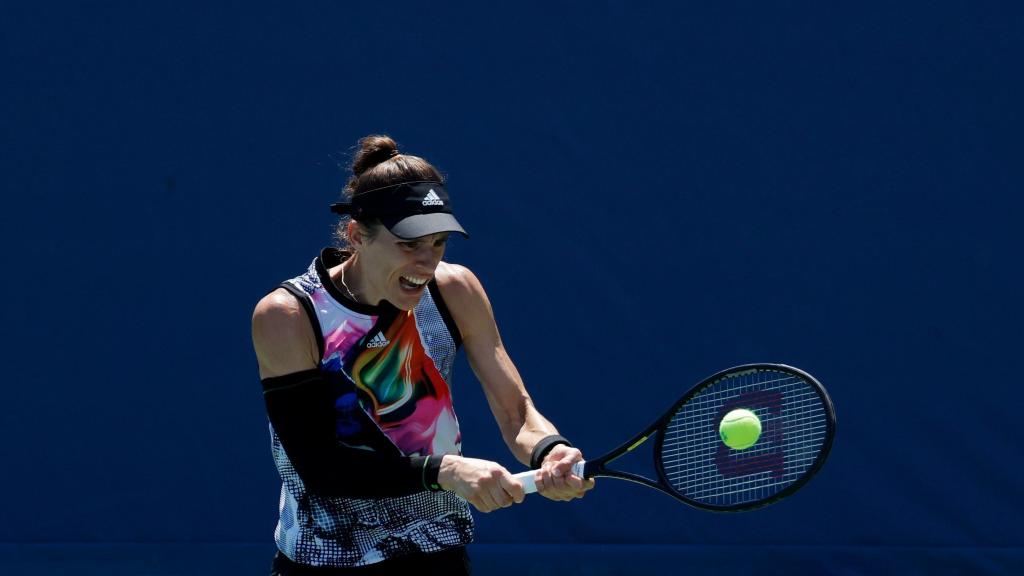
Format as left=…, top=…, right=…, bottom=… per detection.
left=360, top=228, right=448, bottom=310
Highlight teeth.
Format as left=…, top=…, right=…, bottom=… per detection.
left=402, top=276, right=428, bottom=286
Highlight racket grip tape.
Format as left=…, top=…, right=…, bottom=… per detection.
left=512, top=461, right=587, bottom=495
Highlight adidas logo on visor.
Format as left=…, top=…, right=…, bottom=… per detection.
left=366, top=332, right=390, bottom=348
left=422, top=189, right=444, bottom=206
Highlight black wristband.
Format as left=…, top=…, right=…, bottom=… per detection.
left=530, top=435, right=573, bottom=469
left=421, top=455, right=444, bottom=491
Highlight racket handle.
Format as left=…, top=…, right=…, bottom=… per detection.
left=512, top=461, right=587, bottom=495
left=512, top=470, right=538, bottom=493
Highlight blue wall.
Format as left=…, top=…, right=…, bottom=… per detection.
left=3, top=1, right=1022, bottom=572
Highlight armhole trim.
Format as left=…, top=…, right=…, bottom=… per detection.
left=428, top=280, right=463, bottom=349
left=278, top=282, right=326, bottom=361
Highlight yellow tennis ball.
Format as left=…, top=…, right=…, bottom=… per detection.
left=719, top=409, right=762, bottom=450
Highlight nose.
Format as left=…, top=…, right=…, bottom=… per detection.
left=414, top=243, right=442, bottom=268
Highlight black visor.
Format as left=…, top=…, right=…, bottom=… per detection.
left=330, top=181, right=468, bottom=240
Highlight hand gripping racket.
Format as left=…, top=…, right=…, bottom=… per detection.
left=512, top=364, right=836, bottom=512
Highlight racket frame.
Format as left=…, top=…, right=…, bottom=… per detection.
left=583, top=363, right=836, bottom=512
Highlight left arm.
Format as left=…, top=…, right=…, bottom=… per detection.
left=437, top=263, right=594, bottom=500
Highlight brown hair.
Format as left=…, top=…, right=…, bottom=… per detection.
left=335, top=135, right=445, bottom=246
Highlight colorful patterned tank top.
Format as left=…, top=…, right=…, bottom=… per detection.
left=269, top=248, right=473, bottom=567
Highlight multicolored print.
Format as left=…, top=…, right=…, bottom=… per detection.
left=311, top=288, right=375, bottom=357
left=309, top=277, right=461, bottom=458
left=348, top=312, right=461, bottom=457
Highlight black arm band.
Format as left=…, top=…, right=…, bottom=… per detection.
left=530, top=434, right=573, bottom=469
left=262, top=369, right=445, bottom=497
left=422, top=454, right=444, bottom=492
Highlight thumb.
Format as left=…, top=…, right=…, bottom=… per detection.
left=552, top=455, right=576, bottom=477
left=499, top=471, right=526, bottom=504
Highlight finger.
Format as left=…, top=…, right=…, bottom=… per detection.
left=552, top=457, right=573, bottom=477
left=537, top=469, right=563, bottom=498
left=550, top=469, right=569, bottom=492
left=565, top=469, right=584, bottom=491
left=568, top=478, right=595, bottom=499
left=499, top=472, right=526, bottom=504
left=488, top=483, right=513, bottom=508
left=536, top=465, right=553, bottom=493
left=534, top=471, right=546, bottom=493
left=551, top=458, right=576, bottom=489
left=477, top=486, right=501, bottom=512
left=471, top=496, right=493, bottom=514
left=542, top=467, right=566, bottom=494
left=541, top=460, right=555, bottom=477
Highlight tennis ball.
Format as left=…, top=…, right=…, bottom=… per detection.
left=719, top=409, right=762, bottom=450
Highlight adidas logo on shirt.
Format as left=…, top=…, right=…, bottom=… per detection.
left=366, top=332, right=390, bottom=348
left=421, top=189, right=444, bottom=206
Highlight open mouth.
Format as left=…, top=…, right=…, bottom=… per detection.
left=399, top=275, right=430, bottom=291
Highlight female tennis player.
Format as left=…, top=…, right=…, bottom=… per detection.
left=252, top=135, right=594, bottom=575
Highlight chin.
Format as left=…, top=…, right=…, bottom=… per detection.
left=385, top=293, right=417, bottom=311
left=391, top=284, right=428, bottom=310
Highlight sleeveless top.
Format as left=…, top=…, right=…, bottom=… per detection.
left=269, top=248, right=474, bottom=567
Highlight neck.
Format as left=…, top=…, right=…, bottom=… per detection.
left=339, top=252, right=374, bottom=305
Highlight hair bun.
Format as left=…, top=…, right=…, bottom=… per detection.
left=342, top=133, right=441, bottom=198
left=352, top=135, right=399, bottom=176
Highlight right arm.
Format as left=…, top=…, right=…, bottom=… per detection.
left=253, top=289, right=439, bottom=498
left=252, top=289, right=522, bottom=511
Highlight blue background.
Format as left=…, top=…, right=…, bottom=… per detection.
left=2, top=1, right=1022, bottom=574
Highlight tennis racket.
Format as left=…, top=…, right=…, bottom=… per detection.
left=512, top=363, right=835, bottom=512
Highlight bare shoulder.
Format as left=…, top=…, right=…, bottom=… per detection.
left=252, top=289, right=306, bottom=336
left=252, top=288, right=319, bottom=377
left=435, top=261, right=486, bottom=299
left=434, top=262, right=496, bottom=341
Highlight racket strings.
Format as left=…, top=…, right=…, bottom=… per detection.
left=658, top=369, right=830, bottom=507
left=660, top=422, right=829, bottom=466
left=660, top=411, right=827, bottom=461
